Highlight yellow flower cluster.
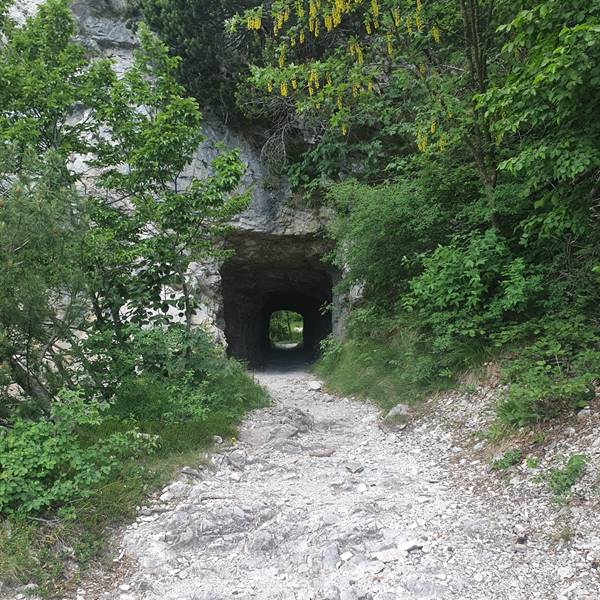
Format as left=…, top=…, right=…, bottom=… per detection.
left=308, top=70, right=320, bottom=95
left=273, top=7, right=290, bottom=35
left=334, top=0, right=348, bottom=13
left=349, top=40, right=364, bottom=65
left=392, top=8, right=401, bottom=28
left=332, top=0, right=346, bottom=26
left=293, top=0, right=353, bottom=38
left=415, top=0, right=425, bottom=32
left=364, top=15, right=379, bottom=34
left=431, top=25, right=441, bottom=43
left=264, top=76, right=300, bottom=97
left=275, top=8, right=290, bottom=31
left=309, top=16, right=320, bottom=36
left=416, top=130, right=428, bottom=152
left=386, top=32, right=393, bottom=56
left=246, top=14, right=262, bottom=30
left=308, top=0, right=318, bottom=34
left=278, top=47, right=286, bottom=68
left=415, top=11, right=424, bottom=32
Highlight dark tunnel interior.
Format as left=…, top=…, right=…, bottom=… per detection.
left=221, top=232, right=334, bottom=367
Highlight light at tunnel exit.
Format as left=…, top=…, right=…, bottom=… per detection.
left=269, top=310, right=304, bottom=349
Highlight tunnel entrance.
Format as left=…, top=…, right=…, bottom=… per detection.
left=220, top=231, right=335, bottom=366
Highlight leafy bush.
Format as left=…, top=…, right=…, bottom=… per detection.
left=492, top=449, right=522, bottom=471
left=325, top=176, right=459, bottom=303
left=82, top=324, right=262, bottom=408
left=547, top=455, right=587, bottom=498
left=497, top=318, right=599, bottom=426
left=0, top=320, right=269, bottom=518
left=0, top=391, right=157, bottom=515
left=404, top=230, right=543, bottom=352
left=79, top=324, right=268, bottom=452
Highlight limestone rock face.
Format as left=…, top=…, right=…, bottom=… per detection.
left=8, top=0, right=45, bottom=21
left=9, top=0, right=345, bottom=357
left=70, top=0, right=137, bottom=74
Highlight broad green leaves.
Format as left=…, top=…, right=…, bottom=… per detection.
left=0, top=0, right=248, bottom=413
left=0, top=0, right=112, bottom=158
left=84, top=23, right=248, bottom=333
left=481, top=0, right=600, bottom=238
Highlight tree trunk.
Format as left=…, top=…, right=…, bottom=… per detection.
left=8, top=355, right=51, bottom=413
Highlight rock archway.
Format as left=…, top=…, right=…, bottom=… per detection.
left=221, top=231, right=335, bottom=365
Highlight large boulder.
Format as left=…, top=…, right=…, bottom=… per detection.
left=379, top=403, right=411, bottom=433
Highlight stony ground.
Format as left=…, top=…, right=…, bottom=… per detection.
left=8, top=367, right=600, bottom=600
left=53, top=367, right=598, bottom=600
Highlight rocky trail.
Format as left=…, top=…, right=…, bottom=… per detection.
left=60, top=370, right=600, bottom=599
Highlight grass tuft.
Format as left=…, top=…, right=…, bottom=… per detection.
left=314, top=324, right=455, bottom=412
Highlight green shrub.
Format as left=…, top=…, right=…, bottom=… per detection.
left=0, top=325, right=268, bottom=517
left=0, top=390, right=157, bottom=515
left=84, top=324, right=267, bottom=422
left=547, top=455, right=587, bottom=498
left=111, top=373, right=211, bottom=422
left=404, top=230, right=543, bottom=352
left=492, top=449, right=522, bottom=470
left=498, top=369, right=594, bottom=426
left=325, top=177, right=457, bottom=303
left=497, top=317, right=599, bottom=426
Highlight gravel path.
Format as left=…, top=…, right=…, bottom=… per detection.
left=77, top=369, right=600, bottom=600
